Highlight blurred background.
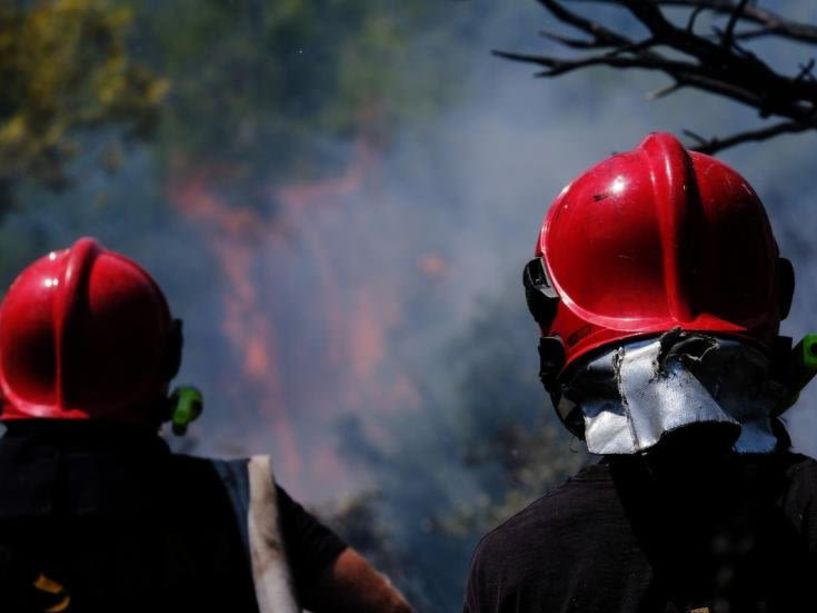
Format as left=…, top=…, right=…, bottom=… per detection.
left=2, top=1, right=817, bottom=609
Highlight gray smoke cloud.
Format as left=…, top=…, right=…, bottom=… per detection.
left=2, top=1, right=817, bottom=609
left=3, top=0, right=816, bottom=512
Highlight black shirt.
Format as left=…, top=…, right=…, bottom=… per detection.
left=464, top=452, right=817, bottom=613
left=0, top=422, right=346, bottom=612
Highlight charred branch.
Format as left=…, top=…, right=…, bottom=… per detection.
left=683, top=120, right=811, bottom=154
left=500, top=0, right=817, bottom=153
left=652, top=0, right=817, bottom=44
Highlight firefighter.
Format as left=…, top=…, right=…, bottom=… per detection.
left=464, top=132, right=817, bottom=612
left=0, top=237, right=411, bottom=613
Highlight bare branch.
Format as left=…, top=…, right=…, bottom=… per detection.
left=684, top=121, right=811, bottom=154
left=654, top=0, right=817, bottom=45
left=574, top=0, right=817, bottom=45
left=648, top=83, right=683, bottom=100
left=681, top=129, right=709, bottom=149
left=495, top=45, right=799, bottom=117
left=686, top=6, right=706, bottom=34
left=536, top=0, right=633, bottom=46
left=720, top=0, right=749, bottom=49
left=796, top=59, right=816, bottom=84
left=539, top=30, right=602, bottom=49
left=499, top=0, right=817, bottom=152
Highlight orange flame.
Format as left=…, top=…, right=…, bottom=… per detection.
left=169, top=169, right=301, bottom=479
left=167, top=140, right=418, bottom=495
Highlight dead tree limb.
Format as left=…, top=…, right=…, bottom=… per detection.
left=499, top=0, right=817, bottom=153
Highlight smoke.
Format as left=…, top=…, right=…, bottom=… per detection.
left=3, top=1, right=817, bottom=609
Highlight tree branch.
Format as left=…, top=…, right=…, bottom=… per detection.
left=719, top=0, right=749, bottom=50
left=654, top=0, right=817, bottom=45
left=574, top=0, right=817, bottom=44
left=499, top=0, right=817, bottom=152
left=684, top=120, right=811, bottom=154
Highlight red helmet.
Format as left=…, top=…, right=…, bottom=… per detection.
left=0, top=238, right=181, bottom=423
left=526, top=132, right=793, bottom=371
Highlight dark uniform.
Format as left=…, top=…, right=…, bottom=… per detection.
left=464, top=451, right=817, bottom=613
left=475, top=133, right=815, bottom=613
left=0, top=238, right=411, bottom=613
left=0, top=422, right=346, bottom=613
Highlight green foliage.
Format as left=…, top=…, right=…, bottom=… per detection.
left=0, top=0, right=492, bottom=211
left=0, top=0, right=167, bottom=210
left=137, top=0, right=480, bottom=184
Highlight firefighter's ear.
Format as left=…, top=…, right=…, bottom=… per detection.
left=163, top=319, right=184, bottom=381
left=777, top=258, right=795, bottom=321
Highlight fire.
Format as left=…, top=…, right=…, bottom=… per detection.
left=169, top=168, right=299, bottom=479
left=167, top=140, right=417, bottom=497
left=419, top=253, right=448, bottom=280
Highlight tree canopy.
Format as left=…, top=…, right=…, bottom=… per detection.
left=124, top=0, right=484, bottom=190
left=0, top=0, right=167, bottom=212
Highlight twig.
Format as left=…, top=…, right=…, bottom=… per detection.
left=720, top=0, right=749, bottom=49
left=686, top=5, right=706, bottom=33
left=497, top=0, right=817, bottom=153
left=684, top=120, right=810, bottom=154
left=539, top=30, right=602, bottom=49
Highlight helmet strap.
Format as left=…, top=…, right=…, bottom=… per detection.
left=538, top=335, right=565, bottom=387
left=537, top=335, right=585, bottom=435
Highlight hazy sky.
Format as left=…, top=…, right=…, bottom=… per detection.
left=6, top=0, right=817, bottom=497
